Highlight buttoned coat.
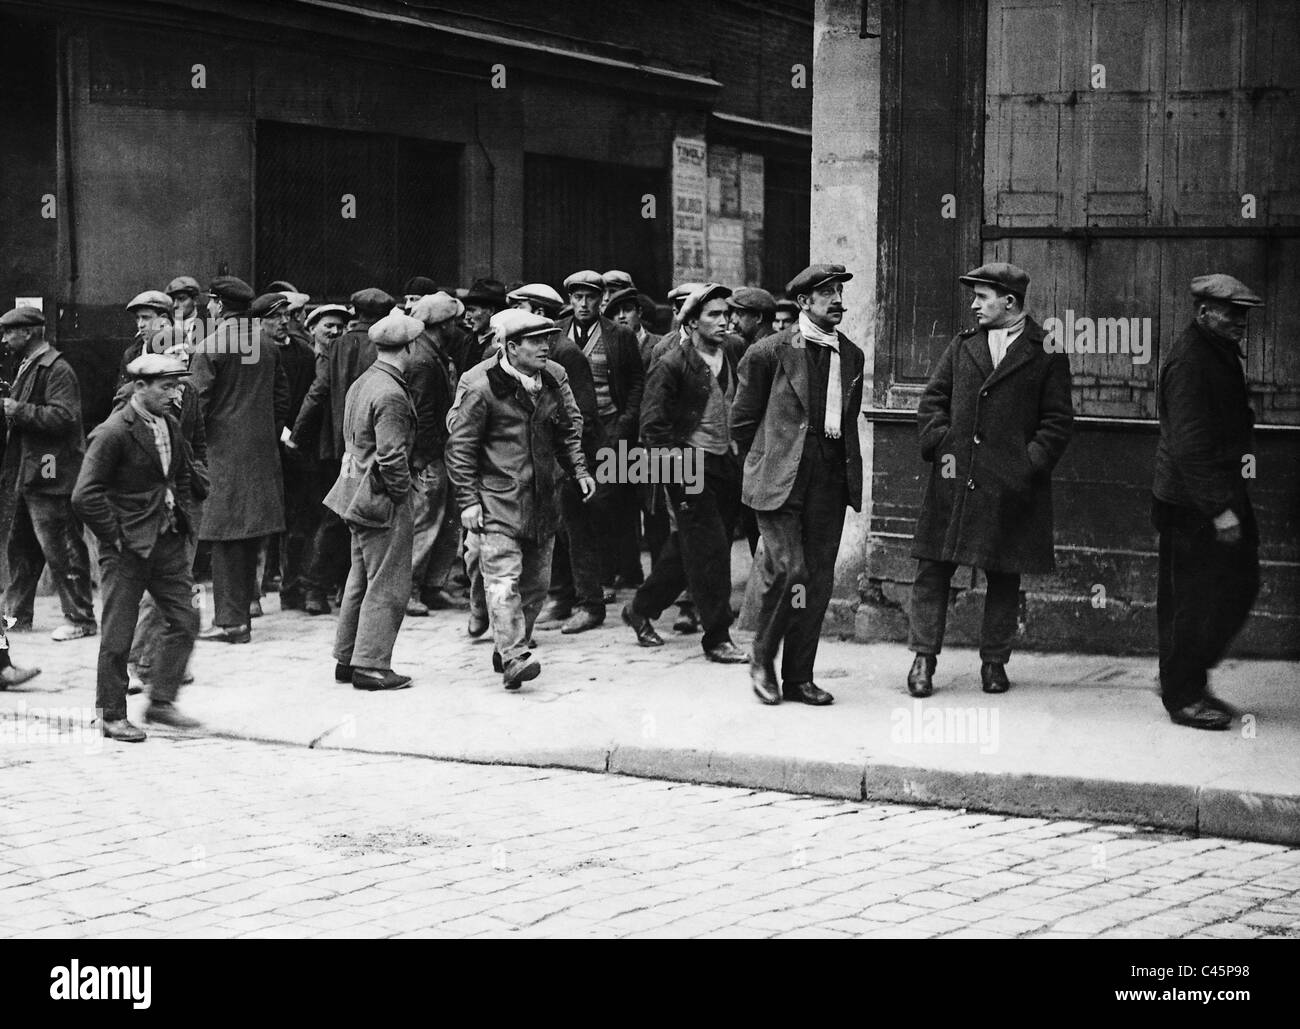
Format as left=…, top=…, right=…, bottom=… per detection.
left=912, top=317, right=1073, bottom=574
left=555, top=315, right=644, bottom=443
left=189, top=316, right=289, bottom=540
left=72, top=402, right=195, bottom=559
left=445, top=358, right=587, bottom=542
left=323, top=361, right=416, bottom=530
left=1, top=346, right=85, bottom=497
left=731, top=326, right=866, bottom=512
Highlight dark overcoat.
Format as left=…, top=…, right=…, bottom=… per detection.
left=189, top=316, right=289, bottom=540
left=912, top=317, right=1073, bottom=574
left=1, top=346, right=85, bottom=497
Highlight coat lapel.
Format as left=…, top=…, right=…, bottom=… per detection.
left=125, top=408, right=165, bottom=475
left=983, top=319, right=1045, bottom=389
left=963, top=330, right=995, bottom=383
left=778, top=330, right=810, bottom=414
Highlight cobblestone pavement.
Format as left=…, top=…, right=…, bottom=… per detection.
left=1, top=732, right=1298, bottom=939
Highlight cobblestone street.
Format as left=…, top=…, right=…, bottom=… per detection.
left=2, top=732, right=1297, bottom=939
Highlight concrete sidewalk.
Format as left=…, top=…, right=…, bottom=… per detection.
left=3, top=590, right=1298, bottom=845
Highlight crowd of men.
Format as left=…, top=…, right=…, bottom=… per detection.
left=0, top=261, right=1266, bottom=740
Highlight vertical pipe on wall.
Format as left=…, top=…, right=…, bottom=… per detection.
left=57, top=24, right=78, bottom=315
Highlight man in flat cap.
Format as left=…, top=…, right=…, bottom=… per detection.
left=403, top=293, right=464, bottom=616
left=206, top=275, right=254, bottom=324
left=772, top=297, right=798, bottom=334
left=0, top=306, right=97, bottom=641
left=289, top=287, right=395, bottom=614
left=73, top=354, right=202, bottom=741
left=1152, top=274, right=1265, bottom=730
left=324, top=311, right=423, bottom=691
left=117, top=291, right=175, bottom=387
left=624, top=284, right=749, bottom=665
left=602, top=270, right=635, bottom=309
left=557, top=269, right=644, bottom=616
left=306, top=305, right=349, bottom=356
left=906, top=262, right=1073, bottom=698
left=458, top=278, right=508, bottom=373
left=648, top=281, right=708, bottom=368
left=446, top=310, right=593, bottom=689
left=189, top=289, right=290, bottom=643
left=166, top=275, right=206, bottom=348
left=508, top=283, right=565, bottom=319
left=402, top=276, right=439, bottom=312
left=606, top=287, right=662, bottom=373
left=726, top=288, right=777, bottom=361
left=733, top=264, right=867, bottom=706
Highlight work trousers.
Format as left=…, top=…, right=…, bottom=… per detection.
left=1154, top=497, right=1260, bottom=711
left=549, top=478, right=605, bottom=613
left=304, top=458, right=352, bottom=598
left=632, top=451, right=741, bottom=650
left=751, top=436, right=848, bottom=684
left=334, top=497, right=414, bottom=671
left=3, top=492, right=95, bottom=628
left=209, top=537, right=263, bottom=627
left=908, top=560, right=1020, bottom=664
left=469, top=530, right=553, bottom=667
left=130, top=530, right=198, bottom=671
left=410, top=459, right=460, bottom=596
left=96, top=530, right=198, bottom=722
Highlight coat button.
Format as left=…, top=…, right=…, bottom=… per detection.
left=973, top=432, right=982, bottom=444
left=980, top=389, right=990, bottom=398
left=966, top=478, right=976, bottom=490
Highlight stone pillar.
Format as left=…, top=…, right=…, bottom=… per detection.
left=812, top=0, right=882, bottom=613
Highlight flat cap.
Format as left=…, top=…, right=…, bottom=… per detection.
left=508, top=283, right=564, bottom=314
left=409, top=291, right=464, bottom=325
left=958, top=262, right=1029, bottom=300
left=126, top=353, right=188, bottom=379
left=787, top=264, right=853, bottom=298
left=667, top=281, right=707, bottom=303
left=249, top=293, right=290, bottom=318
left=403, top=275, right=439, bottom=296
left=563, top=270, right=605, bottom=295
left=463, top=278, right=508, bottom=310
left=678, top=283, right=733, bottom=325
left=126, top=290, right=174, bottom=314
left=1190, top=274, right=1263, bottom=308
left=0, top=306, right=45, bottom=328
left=368, top=312, right=424, bottom=348
left=264, top=280, right=299, bottom=294
left=774, top=297, right=799, bottom=315
left=165, top=275, right=202, bottom=296
left=350, top=288, right=398, bottom=319
left=305, top=304, right=351, bottom=329
left=727, top=287, right=777, bottom=314
left=209, top=276, right=254, bottom=304
left=602, top=287, right=642, bottom=317
left=602, top=270, right=635, bottom=292
left=281, top=291, right=310, bottom=312
left=491, top=309, right=559, bottom=341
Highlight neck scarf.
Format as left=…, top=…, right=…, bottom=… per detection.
left=988, top=312, right=1027, bottom=368
left=499, top=351, right=542, bottom=397
left=798, top=313, right=842, bottom=440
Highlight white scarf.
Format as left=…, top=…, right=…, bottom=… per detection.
left=499, top=351, right=542, bottom=397
left=987, top=313, right=1027, bottom=368
left=798, top=313, right=842, bottom=440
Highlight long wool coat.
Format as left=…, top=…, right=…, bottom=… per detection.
left=912, top=317, right=1073, bottom=575
left=189, top=317, right=289, bottom=541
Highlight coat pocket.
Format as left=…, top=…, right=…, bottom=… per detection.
left=339, top=459, right=395, bottom=528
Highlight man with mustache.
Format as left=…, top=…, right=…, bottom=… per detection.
left=733, top=265, right=866, bottom=706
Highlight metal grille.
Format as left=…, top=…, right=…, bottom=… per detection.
left=255, top=121, right=462, bottom=301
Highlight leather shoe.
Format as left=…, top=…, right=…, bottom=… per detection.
left=783, top=681, right=834, bottom=706
left=907, top=654, right=936, bottom=697
left=560, top=609, right=604, bottom=634
left=704, top=640, right=748, bottom=664
left=304, top=592, right=330, bottom=616
left=352, top=669, right=413, bottom=691
left=503, top=652, right=541, bottom=690
left=1168, top=699, right=1231, bottom=730
left=0, top=664, right=41, bottom=688
left=750, top=660, right=780, bottom=705
left=51, top=623, right=96, bottom=642
left=406, top=594, right=430, bottom=617
left=672, top=608, right=700, bottom=634
left=1202, top=691, right=1240, bottom=718
left=198, top=624, right=251, bottom=644
left=467, top=611, right=490, bottom=638
left=145, top=702, right=201, bottom=729
left=248, top=599, right=263, bottom=619
left=980, top=661, right=1011, bottom=694
left=621, top=605, right=663, bottom=647
left=101, top=718, right=146, bottom=742
left=334, top=663, right=353, bottom=684
left=536, top=599, right=572, bottom=628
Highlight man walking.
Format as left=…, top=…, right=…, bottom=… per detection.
left=0, top=306, right=97, bottom=641
left=73, top=354, right=201, bottom=742
left=190, top=287, right=289, bottom=643
left=1152, top=274, right=1265, bottom=730
left=446, top=310, right=593, bottom=689
left=733, top=265, right=867, bottom=706
left=324, top=311, right=423, bottom=691
left=906, top=263, right=1073, bottom=697
left=623, top=284, right=748, bottom=665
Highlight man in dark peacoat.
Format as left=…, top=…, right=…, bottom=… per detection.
left=733, top=266, right=866, bottom=707
left=189, top=291, right=290, bottom=642
left=907, top=263, right=1073, bottom=697
left=73, top=354, right=202, bottom=742
left=1151, top=274, right=1264, bottom=731
left=0, top=306, right=96, bottom=640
